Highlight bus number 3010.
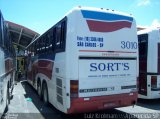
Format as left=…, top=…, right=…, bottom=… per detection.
left=121, top=41, right=137, bottom=49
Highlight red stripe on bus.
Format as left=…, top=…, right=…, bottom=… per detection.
left=5, top=58, right=14, bottom=73
left=28, top=60, right=53, bottom=80
left=79, top=50, right=137, bottom=53
left=67, top=92, right=137, bottom=113
left=86, top=20, right=132, bottom=32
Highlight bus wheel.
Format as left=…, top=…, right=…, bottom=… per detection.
left=7, top=87, right=10, bottom=105
left=5, top=87, right=10, bottom=113
left=42, top=83, right=48, bottom=105
left=37, top=82, right=42, bottom=99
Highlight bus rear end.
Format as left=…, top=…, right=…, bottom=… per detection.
left=66, top=7, right=138, bottom=113
left=138, top=28, right=160, bottom=99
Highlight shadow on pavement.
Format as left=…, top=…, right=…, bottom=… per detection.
left=20, top=81, right=138, bottom=119
left=137, top=98, right=160, bottom=111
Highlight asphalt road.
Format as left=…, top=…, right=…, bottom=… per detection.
left=2, top=80, right=160, bottom=119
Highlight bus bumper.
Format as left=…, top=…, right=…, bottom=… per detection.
left=67, top=92, right=137, bottom=114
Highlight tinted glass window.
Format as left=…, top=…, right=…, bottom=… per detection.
left=138, top=34, right=148, bottom=56
left=56, top=23, right=61, bottom=50
left=55, top=19, right=66, bottom=52
left=28, top=17, right=67, bottom=55
left=60, top=21, right=66, bottom=50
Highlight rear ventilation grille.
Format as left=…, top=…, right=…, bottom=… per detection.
left=56, top=78, right=63, bottom=105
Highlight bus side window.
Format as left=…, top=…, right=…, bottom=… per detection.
left=0, top=15, right=5, bottom=47
left=31, top=42, right=35, bottom=56
left=56, top=23, right=61, bottom=51
left=45, top=33, right=49, bottom=53
left=38, top=38, right=43, bottom=54
left=49, top=29, right=54, bottom=53
left=41, top=37, right=46, bottom=54
left=61, top=20, right=66, bottom=51
left=39, top=38, right=42, bottom=54
left=55, top=19, right=66, bottom=52
left=3, top=23, right=8, bottom=49
left=52, top=27, right=56, bottom=52
left=45, top=32, right=53, bottom=54
left=35, top=40, right=39, bottom=54
left=34, top=41, right=37, bottom=55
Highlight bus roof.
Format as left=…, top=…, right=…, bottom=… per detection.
left=138, top=27, right=160, bottom=35
left=26, top=6, right=135, bottom=49
left=66, top=6, right=134, bottom=20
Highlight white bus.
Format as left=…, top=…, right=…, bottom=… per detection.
left=0, top=11, right=16, bottom=117
left=138, top=27, right=160, bottom=99
left=27, top=7, right=139, bottom=113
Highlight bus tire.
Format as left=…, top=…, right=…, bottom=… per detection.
left=7, top=87, right=10, bottom=105
left=42, top=82, right=49, bottom=106
left=37, top=81, right=42, bottom=99
left=4, top=87, right=10, bottom=113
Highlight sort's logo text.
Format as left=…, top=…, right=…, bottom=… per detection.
left=90, top=63, right=129, bottom=71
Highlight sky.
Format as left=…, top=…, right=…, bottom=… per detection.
left=0, top=0, right=160, bottom=34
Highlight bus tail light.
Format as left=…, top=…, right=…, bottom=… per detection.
left=70, top=80, right=79, bottom=98
left=151, top=76, right=157, bottom=88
